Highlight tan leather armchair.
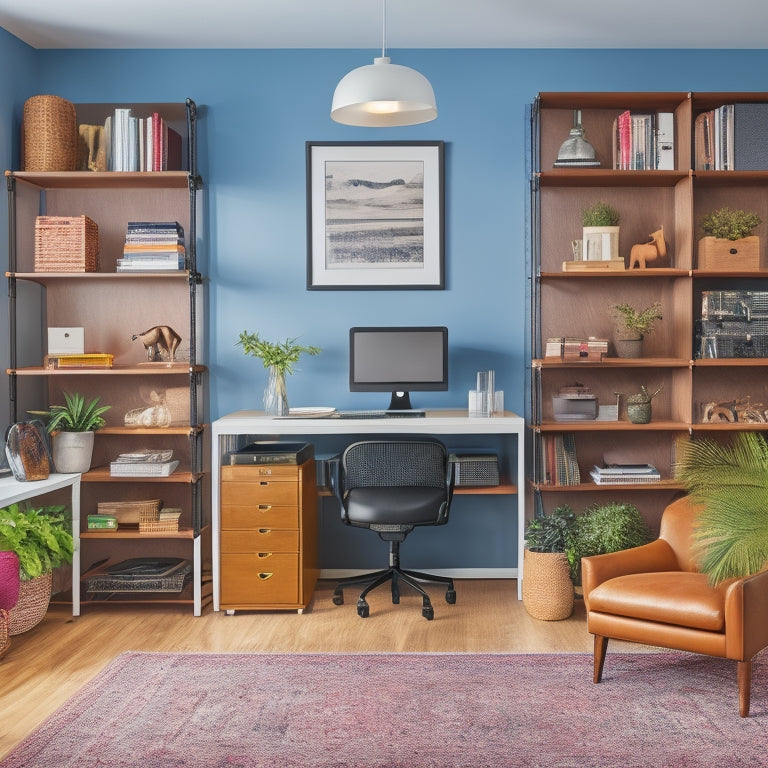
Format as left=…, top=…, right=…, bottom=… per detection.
left=582, top=496, right=768, bottom=716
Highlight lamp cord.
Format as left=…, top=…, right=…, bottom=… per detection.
left=381, top=0, right=387, bottom=58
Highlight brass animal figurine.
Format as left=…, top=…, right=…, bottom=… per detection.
left=629, top=227, right=667, bottom=269
left=131, top=325, right=182, bottom=362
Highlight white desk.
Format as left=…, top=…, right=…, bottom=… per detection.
left=211, top=410, right=525, bottom=610
left=0, top=472, right=82, bottom=616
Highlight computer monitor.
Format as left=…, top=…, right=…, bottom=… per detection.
left=349, top=326, right=448, bottom=410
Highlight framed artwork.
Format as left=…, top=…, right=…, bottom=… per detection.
left=306, top=141, right=445, bottom=290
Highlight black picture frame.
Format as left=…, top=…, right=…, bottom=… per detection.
left=306, top=141, right=445, bottom=290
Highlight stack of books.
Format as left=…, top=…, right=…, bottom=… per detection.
left=106, top=108, right=182, bottom=172
left=590, top=463, right=661, bottom=485
left=537, top=432, right=581, bottom=486
left=695, top=103, right=768, bottom=171
left=117, top=221, right=186, bottom=272
left=110, top=449, right=179, bottom=477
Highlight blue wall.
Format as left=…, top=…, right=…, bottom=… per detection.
left=3, top=41, right=768, bottom=568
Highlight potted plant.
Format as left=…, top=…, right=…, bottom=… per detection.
left=582, top=201, right=621, bottom=262
left=236, top=331, right=321, bottom=416
left=522, top=504, right=577, bottom=620
left=698, top=206, right=762, bottom=270
left=676, top=431, right=768, bottom=584
left=0, top=503, right=75, bottom=634
left=626, top=383, right=664, bottom=424
left=33, top=393, right=110, bottom=473
left=566, top=501, right=651, bottom=588
left=611, top=301, right=662, bottom=358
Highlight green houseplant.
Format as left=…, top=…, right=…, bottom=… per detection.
left=0, top=503, right=75, bottom=634
left=699, top=206, right=762, bottom=270
left=611, top=301, right=663, bottom=358
left=236, top=331, right=321, bottom=416
left=676, top=431, right=768, bottom=584
left=522, top=505, right=577, bottom=620
left=582, top=202, right=621, bottom=262
left=33, top=393, right=110, bottom=473
left=566, top=501, right=650, bottom=586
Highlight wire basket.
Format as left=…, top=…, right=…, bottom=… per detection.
left=35, top=215, right=99, bottom=272
left=23, top=94, right=79, bottom=172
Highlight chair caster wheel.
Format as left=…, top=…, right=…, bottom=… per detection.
left=332, top=593, right=344, bottom=606
left=357, top=600, right=370, bottom=618
left=446, top=589, right=456, bottom=604
left=392, top=592, right=400, bottom=604
left=422, top=604, right=434, bottom=620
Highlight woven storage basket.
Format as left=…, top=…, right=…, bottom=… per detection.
left=35, top=215, right=99, bottom=272
left=521, top=549, right=574, bottom=621
left=138, top=505, right=180, bottom=534
left=23, top=95, right=79, bottom=172
left=7, top=571, right=52, bottom=635
left=0, top=609, right=10, bottom=659
left=97, top=499, right=161, bottom=525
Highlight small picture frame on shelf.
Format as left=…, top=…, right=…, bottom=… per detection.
left=306, top=141, right=445, bottom=290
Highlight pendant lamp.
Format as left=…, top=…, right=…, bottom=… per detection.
left=331, top=0, right=437, bottom=127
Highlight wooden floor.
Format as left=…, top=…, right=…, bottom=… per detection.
left=0, top=579, right=646, bottom=760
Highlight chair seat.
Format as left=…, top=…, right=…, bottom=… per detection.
left=588, top=572, right=726, bottom=632
left=346, top=486, right=446, bottom=526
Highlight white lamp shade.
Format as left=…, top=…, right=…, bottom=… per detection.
left=331, top=57, right=437, bottom=127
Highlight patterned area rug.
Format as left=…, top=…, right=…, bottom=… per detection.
left=1, top=651, right=765, bottom=768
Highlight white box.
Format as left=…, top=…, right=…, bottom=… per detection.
left=48, top=327, right=84, bottom=355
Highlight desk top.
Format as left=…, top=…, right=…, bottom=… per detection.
left=0, top=472, right=81, bottom=507
left=212, top=409, right=524, bottom=436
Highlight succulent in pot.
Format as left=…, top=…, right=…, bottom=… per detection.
left=611, top=301, right=662, bottom=358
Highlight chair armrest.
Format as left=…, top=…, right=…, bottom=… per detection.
left=582, top=539, right=679, bottom=607
left=725, top=568, right=768, bottom=660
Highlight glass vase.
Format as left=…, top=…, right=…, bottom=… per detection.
left=264, top=366, right=289, bottom=416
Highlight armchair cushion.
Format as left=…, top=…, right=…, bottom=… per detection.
left=587, top=571, right=728, bottom=632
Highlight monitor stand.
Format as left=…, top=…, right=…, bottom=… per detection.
left=388, top=391, right=412, bottom=410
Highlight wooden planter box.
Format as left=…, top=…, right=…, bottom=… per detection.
left=698, top=236, right=760, bottom=271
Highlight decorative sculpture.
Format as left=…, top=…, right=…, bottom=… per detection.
left=629, top=227, right=667, bottom=269
left=131, top=325, right=182, bottom=363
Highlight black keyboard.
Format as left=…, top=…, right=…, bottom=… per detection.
left=334, top=409, right=426, bottom=419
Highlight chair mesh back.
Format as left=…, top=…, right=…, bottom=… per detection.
left=343, top=441, right=447, bottom=490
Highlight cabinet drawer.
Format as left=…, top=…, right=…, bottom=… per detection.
left=222, top=465, right=300, bottom=482
left=220, top=553, right=299, bottom=605
left=221, top=504, right=300, bottom=529
left=220, top=528, right=299, bottom=553
left=221, top=480, right=298, bottom=506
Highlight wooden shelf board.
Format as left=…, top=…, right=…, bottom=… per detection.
left=7, top=271, right=192, bottom=281
left=318, top=482, right=517, bottom=497
left=540, top=269, right=690, bottom=279
left=80, top=526, right=198, bottom=540
left=7, top=170, right=192, bottom=190
left=537, top=420, right=688, bottom=432
left=537, top=92, right=690, bottom=110
left=9, top=364, right=205, bottom=376
left=82, top=467, right=203, bottom=483
left=537, top=169, right=688, bottom=188
left=693, top=358, right=768, bottom=368
left=534, top=357, right=689, bottom=368
left=99, top=426, right=202, bottom=436
left=532, top=480, right=685, bottom=492
left=691, top=422, right=768, bottom=431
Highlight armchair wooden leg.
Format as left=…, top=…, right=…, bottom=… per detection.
left=593, top=635, right=608, bottom=683
left=738, top=660, right=752, bottom=718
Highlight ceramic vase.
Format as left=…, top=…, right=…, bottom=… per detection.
left=53, top=430, right=95, bottom=473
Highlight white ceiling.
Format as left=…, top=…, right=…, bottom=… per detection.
left=1, top=0, right=768, bottom=50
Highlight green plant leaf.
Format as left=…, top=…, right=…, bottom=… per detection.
left=236, top=331, right=321, bottom=375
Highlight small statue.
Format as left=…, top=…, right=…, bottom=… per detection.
left=629, top=227, right=667, bottom=269
left=131, top=325, right=182, bottom=363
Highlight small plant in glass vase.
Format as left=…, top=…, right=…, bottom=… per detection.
left=611, top=301, right=662, bottom=358
left=699, top=206, right=762, bottom=271
left=237, top=331, right=321, bottom=416
left=581, top=201, right=621, bottom=262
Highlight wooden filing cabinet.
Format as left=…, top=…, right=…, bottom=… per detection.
left=220, top=459, right=318, bottom=613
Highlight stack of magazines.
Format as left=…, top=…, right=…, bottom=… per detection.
left=590, top=463, right=661, bottom=485
left=117, top=221, right=186, bottom=272
left=110, top=449, right=178, bottom=477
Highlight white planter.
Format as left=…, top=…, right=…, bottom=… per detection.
left=53, top=431, right=94, bottom=473
left=582, top=226, right=620, bottom=261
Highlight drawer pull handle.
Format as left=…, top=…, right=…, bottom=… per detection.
left=259, top=481, right=269, bottom=486
left=258, top=505, right=272, bottom=510
left=257, top=572, right=274, bottom=581
left=257, top=552, right=272, bottom=558
left=258, top=528, right=271, bottom=534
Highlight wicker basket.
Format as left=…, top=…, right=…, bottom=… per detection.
left=7, top=572, right=52, bottom=635
left=521, top=549, right=574, bottom=621
left=35, top=215, right=99, bottom=272
left=0, top=609, right=10, bottom=659
left=97, top=499, right=161, bottom=525
left=23, top=95, right=79, bottom=172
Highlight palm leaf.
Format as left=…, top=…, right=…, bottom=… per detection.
left=676, top=432, right=768, bottom=584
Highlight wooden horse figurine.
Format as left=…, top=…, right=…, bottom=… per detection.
left=629, top=227, right=667, bottom=269
left=131, top=325, right=182, bottom=362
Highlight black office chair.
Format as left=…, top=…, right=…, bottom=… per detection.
left=330, top=439, right=456, bottom=620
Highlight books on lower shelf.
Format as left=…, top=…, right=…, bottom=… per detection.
left=590, top=464, right=661, bottom=485
left=537, top=432, right=581, bottom=486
